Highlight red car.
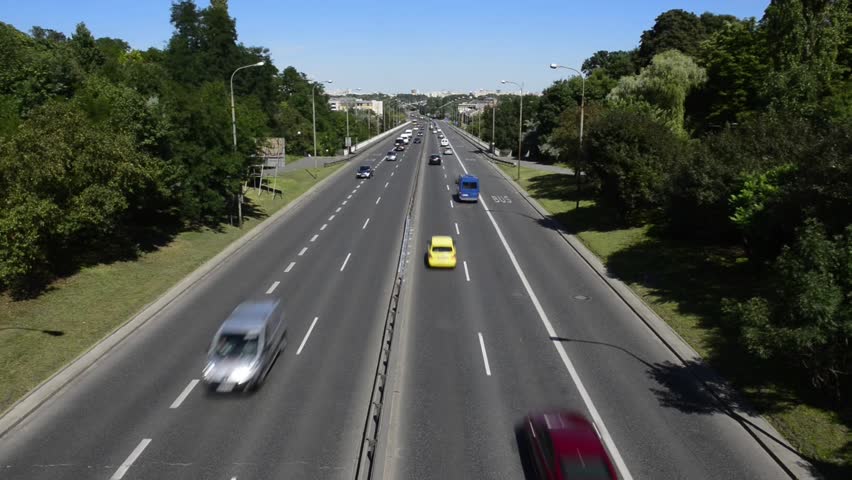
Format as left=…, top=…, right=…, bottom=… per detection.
left=522, top=411, right=617, bottom=479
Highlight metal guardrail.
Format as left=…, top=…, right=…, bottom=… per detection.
left=448, top=124, right=516, bottom=166
left=324, top=122, right=413, bottom=167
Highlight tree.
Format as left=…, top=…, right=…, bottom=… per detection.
left=638, top=10, right=741, bottom=67
left=582, top=50, right=638, bottom=78
left=69, top=23, right=104, bottom=73
left=609, top=50, right=707, bottom=136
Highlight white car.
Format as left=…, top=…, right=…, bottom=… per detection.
left=386, top=151, right=398, bottom=161
left=440, top=138, right=449, bottom=147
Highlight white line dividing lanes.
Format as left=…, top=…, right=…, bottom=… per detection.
left=310, top=234, right=318, bottom=242
left=347, top=194, right=353, bottom=200
left=455, top=222, right=460, bottom=235
left=446, top=185, right=450, bottom=191
left=111, top=438, right=151, bottom=479
left=342, top=200, right=348, bottom=205
left=285, top=262, right=295, bottom=273
left=266, top=281, right=280, bottom=294
left=329, top=215, right=336, bottom=221
left=336, top=207, right=342, bottom=213
left=340, top=252, right=352, bottom=272
left=362, top=218, right=370, bottom=230
left=320, top=224, right=328, bottom=231
left=298, top=247, right=308, bottom=256
left=478, top=333, right=492, bottom=376
left=463, top=261, right=471, bottom=282
left=385, top=181, right=389, bottom=188
left=449, top=200, right=454, bottom=209
left=376, top=196, right=381, bottom=205
left=169, top=379, right=199, bottom=409
left=296, top=317, right=319, bottom=355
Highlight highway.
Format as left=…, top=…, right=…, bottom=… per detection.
left=0, top=118, right=791, bottom=479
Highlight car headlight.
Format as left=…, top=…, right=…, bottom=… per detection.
left=229, top=365, right=256, bottom=384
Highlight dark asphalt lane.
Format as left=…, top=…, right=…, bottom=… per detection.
left=381, top=121, right=787, bottom=479
left=0, top=125, right=423, bottom=480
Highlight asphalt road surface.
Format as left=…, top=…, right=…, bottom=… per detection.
left=0, top=120, right=790, bottom=479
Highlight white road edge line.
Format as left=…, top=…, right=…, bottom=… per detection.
left=310, top=234, right=318, bottom=242
left=110, top=438, right=151, bottom=480
left=296, top=317, right=319, bottom=355
left=265, top=281, right=280, bottom=294
left=298, top=247, right=308, bottom=256
left=478, top=332, right=491, bottom=376
left=455, top=222, right=460, bottom=235
left=320, top=223, right=328, bottom=231
left=463, top=261, right=470, bottom=282
left=340, top=252, right=352, bottom=272
left=169, top=379, right=199, bottom=409
left=285, top=262, right=295, bottom=273
left=476, top=194, right=634, bottom=480
left=362, top=218, right=370, bottom=230
left=376, top=196, right=381, bottom=205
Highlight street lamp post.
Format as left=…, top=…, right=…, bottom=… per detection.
left=491, top=98, right=497, bottom=153
left=501, top=80, right=524, bottom=180
left=311, top=79, right=333, bottom=166
left=229, top=60, right=265, bottom=227
left=550, top=64, right=586, bottom=207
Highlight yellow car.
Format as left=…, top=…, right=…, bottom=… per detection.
left=427, top=236, right=457, bottom=268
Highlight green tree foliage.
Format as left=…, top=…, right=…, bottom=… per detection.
left=582, top=50, right=638, bottom=78
left=583, top=107, right=686, bottom=222
left=637, top=10, right=739, bottom=66
left=69, top=23, right=105, bottom=73
left=724, top=220, right=852, bottom=398
left=609, top=50, right=707, bottom=136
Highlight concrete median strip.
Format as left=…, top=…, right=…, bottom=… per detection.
left=0, top=122, right=415, bottom=439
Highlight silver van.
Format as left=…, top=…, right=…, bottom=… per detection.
left=202, top=299, right=287, bottom=392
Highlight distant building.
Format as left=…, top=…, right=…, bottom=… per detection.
left=457, top=98, right=497, bottom=116
left=328, top=97, right=383, bottom=116
left=411, top=89, right=418, bottom=95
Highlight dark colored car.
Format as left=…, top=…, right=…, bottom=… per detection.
left=395, top=144, right=406, bottom=152
left=521, top=411, right=617, bottom=479
left=356, top=165, right=373, bottom=178
left=429, top=154, right=442, bottom=165
left=413, top=137, right=421, bottom=144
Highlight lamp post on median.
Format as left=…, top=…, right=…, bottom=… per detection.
left=229, top=60, right=265, bottom=227
left=550, top=63, right=586, bottom=207
left=501, top=79, right=524, bottom=180
left=311, top=78, right=333, bottom=165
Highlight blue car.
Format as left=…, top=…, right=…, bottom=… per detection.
left=456, top=174, right=479, bottom=202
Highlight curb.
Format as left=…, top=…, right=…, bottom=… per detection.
left=459, top=122, right=819, bottom=479
left=0, top=126, right=405, bottom=439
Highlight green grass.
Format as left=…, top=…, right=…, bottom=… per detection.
left=498, top=163, right=851, bottom=478
left=0, top=163, right=343, bottom=414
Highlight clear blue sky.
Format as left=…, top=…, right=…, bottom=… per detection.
left=2, top=0, right=769, bottom=94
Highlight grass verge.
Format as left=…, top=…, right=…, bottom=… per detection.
left=498, top=163, right=851, bottom=479
left=0, top=163, right=343, bottom=414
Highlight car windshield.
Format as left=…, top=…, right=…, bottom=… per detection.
left=432, top=246, right=453, bottom=253
left=213, top=333, right=259, bottom=358
left=559, top=455, right=613, bottom=479
left=461, top=181, right=478, bottom=190
left=359, top=166, right=370, bottom=171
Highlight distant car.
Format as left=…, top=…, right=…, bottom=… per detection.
left=395, top=144, right=406, bottom=151
left=386, top=151, right=398, bottom=161
left=521, top=410, right=617, bottom=480
left=427, top=236, right=457, bottom=269
left=202, top=300, right=287, bottom=392
left=414, top=137, right=422, bottom=144
left=440, top=138, right=449, bottom=146
left=356, top=165, right=374, bottom=178
left=443, top=147, right=453, bottom=155
left=429, top=154, right=442, bottom=165
left=438, top=133, right=445, bottom=139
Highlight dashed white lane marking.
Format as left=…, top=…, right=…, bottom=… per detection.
left=391, top=172, right=395, bottom=177
left=320, top=223, right=328, bottom=231
left=362, top=218, right=370, bottom=230
left=285, top=262, right=295, bottom=273
left=478, top=333, right=491, bottom=376
left=336, top=207, right=342, bottom=213
left=310, top=234, right=318, bottom=242
left=449, top=200, right=454, bottom=209
left=297, top=317, right=319, bottom=355
left=347, top=194, right=352, bottom=200
left=298, top=247, right=308, bottom=256
left=266, top=281, right=281, bottom=294
left=455, top=222, right=460, bottom=235
left=446, top=185, right=450, bottom=191
left=329, top=214, right=336, bottom=221
left=111, top=438, right=151, bottom=479
left=352, top=189, right=357, bottom=194
left=376, top=196, right=381, bottom=205
left=385, top=181, right=389, bottom=188
left=340, top=252, right=352, bottom=272
left=169, top=379, right=199, bottom=409
left=476, top=195, right=634, bottom=479
left=342, top=200, right=348, bottom=205
left=463, top=261, right=471, bottom=282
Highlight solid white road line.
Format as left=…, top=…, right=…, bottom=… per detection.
left=320, top=223, right=328, bottom=231
left=340, top=252, right=352, bottom=272
left=478, top=333, right=491, bottom=376
left=385, top=181, right=389, bottom=188
left=455, top=222, right=460, bottom=235
left=266, top=281, right=280, bottom=294
left=285, top=262, right=295, bottom=273
left=362, top=218, right=370, bottom=230
left=336, top=207, right=342, bottom=213
left=376, top=196, right=381, bottom=205
left=477, top=195, right=634, bottom=480
left=298, top=247, right=308, bottom=256
left=310, top=234, right=318, bottom=242
left=329, top=214, right=336, bottom=221
left=463, top=261, right=470, bottom=282
left=169, top=379, right=199, bottom=409
left=296, top=317, right=319, bottom=355
left=111, top=438, right=151, bottom=479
